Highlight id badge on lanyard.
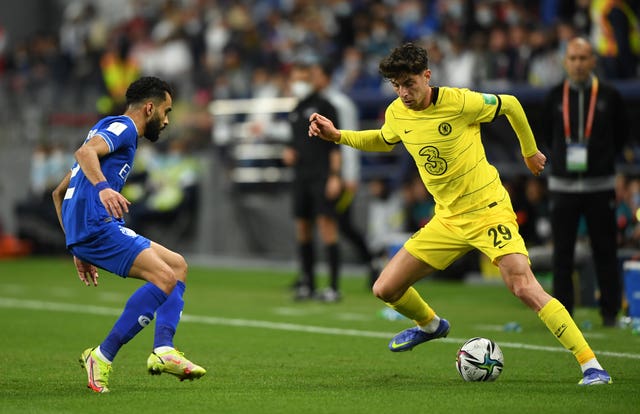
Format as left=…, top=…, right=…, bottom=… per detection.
left=562, top=76, right=598, bottom=173
left=566, top=142, right=588, bottom=172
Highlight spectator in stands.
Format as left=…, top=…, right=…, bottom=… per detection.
left=282, top=58, right=342, bottom=302
left=556, top=0, right=591, bottom=35
left=367, top=177, right=406, bottom=261
left=625, top=177, right=640, bottom=248
left=145, top=6, right=194, bottom=93
left=614, top=173, right=635, bottom=248
left=440, top=32, right=477, bottom=88
left=508, top=23, right=532, bottom=83
left=402, top=173, right=435, bottom=232
left=528, top=25, right=565, bottom=87
left=510, top=175, right=551, bottom=247
left=98, top=33, right=140, bottom=115
left=590, top=0, right=640, bottom=79
left=14, top=143, right=74, bottom=253
left=332, top=46, right=381, bottom=94
left=125, top=139, right=201, bottom=245
left=540, top=37, right=630, bottom=327
left=481, top=24, right=514, bottom=89
left=0, top=25, right=6, bottom=75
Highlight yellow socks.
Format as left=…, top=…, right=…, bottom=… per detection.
left=386, top=287, right=436, bottom=327
left=537, top=298, right=595, bottom=364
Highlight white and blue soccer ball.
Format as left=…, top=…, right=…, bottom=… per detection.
left=455, top=337, right=504, bottom=382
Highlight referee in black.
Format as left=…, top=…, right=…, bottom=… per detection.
left=540, top=37, right=630, bottom=327
left=283, top=57, right=342, bottom=302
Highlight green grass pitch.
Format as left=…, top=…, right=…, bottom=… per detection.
left=1, top=257, right=639, bottom=414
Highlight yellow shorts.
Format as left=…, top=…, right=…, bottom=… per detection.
left=404, top=200, right=528, bottom=270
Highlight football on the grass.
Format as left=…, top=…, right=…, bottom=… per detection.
left=455, top=337, right=504, bottom=382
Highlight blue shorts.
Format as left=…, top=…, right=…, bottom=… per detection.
left=68, top=223, right=151, bottom=277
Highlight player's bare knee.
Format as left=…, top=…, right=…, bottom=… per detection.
left=174, top=254, right=188, bottom=282
left=507, top=277, right=537, bottom=302
left=372, top=279, right=398, bottom=303
left=154, top=265, right=178, bottom=294
left=508, top=281, right=527, bottom=300
left=372, top=282, right=383, bottom=300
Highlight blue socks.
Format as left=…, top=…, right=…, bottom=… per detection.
left=154, top=280, right=185, bottom=349
left=99, top=282, right=168, bottom=361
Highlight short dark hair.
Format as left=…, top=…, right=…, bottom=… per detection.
left=125, top=76, right=173, bottom=106
left=378, top=43, right=429, bottom=80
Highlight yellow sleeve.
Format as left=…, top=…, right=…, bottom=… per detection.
left=338, top=130, right=396, bottom=152
left=498, top=94, right=539, bottom=158
left=463, top=89, right=500, bottom=124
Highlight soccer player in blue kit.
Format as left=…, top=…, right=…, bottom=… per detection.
left=52, top=77, right=205, bottom=393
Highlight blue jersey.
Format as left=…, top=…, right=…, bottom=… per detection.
left=62, top=115, right=139, bottom=246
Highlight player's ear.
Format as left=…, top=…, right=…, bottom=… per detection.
left=145, top=101, right=154, bottom=117
left=423, top=69, right=431, bottom=83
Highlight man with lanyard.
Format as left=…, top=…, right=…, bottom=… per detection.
left=540, top=37, right=629, bottom=327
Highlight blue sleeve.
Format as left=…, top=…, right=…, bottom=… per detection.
left=94, top=119, right=137, bottom=153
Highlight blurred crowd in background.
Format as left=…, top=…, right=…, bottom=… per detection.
left=2, top=0, right=639, bottom=115
left=1, top=0, right=639, bottom=260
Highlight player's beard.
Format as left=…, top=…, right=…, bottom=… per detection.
left=144, top=112, right=164, bottom=142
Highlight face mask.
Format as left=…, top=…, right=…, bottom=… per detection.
left=291, top=80, right=313, bottom=99
left=505, top=9, right=520, bottom=25
left=447, top=2, right=464, bottom=20
left=476, top=8, right=494, bottom=26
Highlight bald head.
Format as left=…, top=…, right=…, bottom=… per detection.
left=564, top=37, right=596, bottom=83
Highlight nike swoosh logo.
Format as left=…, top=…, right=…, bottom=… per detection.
left=555, top=324, right=568, bottom=338
left=404, top=129, right=413, bottom=134
left=390, top=340, right=411, bottom=349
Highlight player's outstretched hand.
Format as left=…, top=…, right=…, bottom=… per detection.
left=73, top=256, right=99, bottom=287
left=98, top=188, right=131, bottom=219
left=524, top=151, right=546, bottom=176
left=309, top=113, right=340, bottom=142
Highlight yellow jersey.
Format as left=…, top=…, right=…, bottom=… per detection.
left=381, top=87, right=508, bottom=218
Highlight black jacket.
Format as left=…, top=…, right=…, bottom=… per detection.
left=539, top=78, right=628, bottom=179
left=288, top=91, right=340, bottom=181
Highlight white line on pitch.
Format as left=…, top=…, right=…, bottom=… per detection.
left=1, top=296, right=638, bottom=360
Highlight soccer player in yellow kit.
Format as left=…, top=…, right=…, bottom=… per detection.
left=308, top=43, right=611, bottom=385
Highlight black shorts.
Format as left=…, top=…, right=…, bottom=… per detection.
left=292, top=178, right=337, bottom=219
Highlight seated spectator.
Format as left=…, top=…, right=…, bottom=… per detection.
left=615, top=173, right=635, bottom=247
left=14, top=143, right=74, bottom=253
left=402, top=173, right=435, bottom=232
left=479, top=23, right=513, bottom=90
left=367, top=177, right=407, bottom=262
left=332, top=46, right=381, bottom=94
left=125, top=139, right=201, bottom=245
left=510, top=175, right=551, bottom=247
